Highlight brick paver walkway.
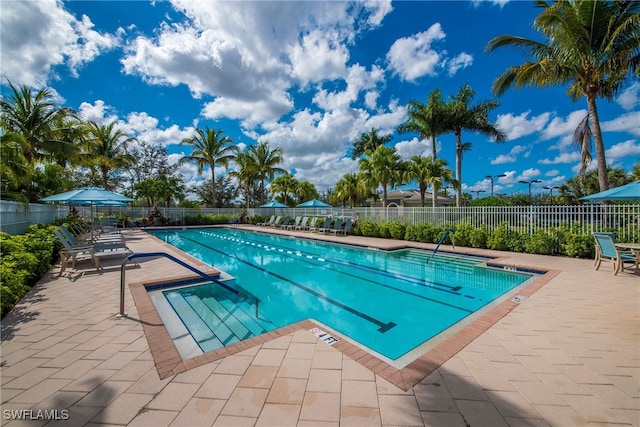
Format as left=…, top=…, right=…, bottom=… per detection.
left=1, top=227, right=638, bottom=426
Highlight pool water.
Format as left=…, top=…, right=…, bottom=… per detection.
left=150, top=228, right=534, bottom=361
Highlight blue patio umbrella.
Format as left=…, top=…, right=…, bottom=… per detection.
left=260, top=200, right=288, bottom=208
left=297, top=198, right=331, bottom=208
left=41, top=186, right=133, bottom=236
left=579, top=181, right=640, bottom=203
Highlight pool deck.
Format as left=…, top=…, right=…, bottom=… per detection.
left=1, top=226, right=638, bottom=426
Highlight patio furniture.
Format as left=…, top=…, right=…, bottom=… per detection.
left=320, top=218, right=343, bottom=234
left=258, top=215, right=275, bottom=227
left=593, top=232, right=638, bottom=275
left=54, top=229, right=133, bottom=276
left=309, top=217, right=331, bottom=233
left=330, top=218, right=353, bottom=236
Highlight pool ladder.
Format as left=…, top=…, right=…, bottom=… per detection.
left=117, top=252, right=260, bottom=318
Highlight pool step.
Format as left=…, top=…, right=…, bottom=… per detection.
left=169, top=291, right=268, bottom=353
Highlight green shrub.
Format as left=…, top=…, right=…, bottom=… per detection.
left=0, top=224, right=58, bottom=318
left=562, top=233, right=595, bottom=258
left=525, top=230, right=556, bottom=255
left=487, top=222, right=517, bottom=251
left=470, top=225, right=489, bottom=248
left=387, top=221, right=407, bottom=240
left=404, top=225, right=418, bottom=241
left=452, top=223, right=474, bottom=247
left=184, top=214, right=233, bottom=225
left=414, top=223, right=439, bottom=243
left=1, top=263, right=29, bottom=318
left=378, top=222, right=391, bottom=238
left=358, top=220, right=380, bottom=238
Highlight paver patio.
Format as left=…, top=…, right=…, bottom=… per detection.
left=1, top=227, right=638, bottom=426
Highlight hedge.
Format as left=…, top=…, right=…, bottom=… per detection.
left=353, top=220, right=600, bottom=259
left=1, top=224, right=61, bottom=318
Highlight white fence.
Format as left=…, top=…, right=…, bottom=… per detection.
left=8, top=202, right=639, bottom=242
left=0, top=201, right=59, bottom=235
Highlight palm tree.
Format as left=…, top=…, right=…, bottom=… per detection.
left=270, top=173, right=298, bottom=206
left=405, top=156, right=453, bottom=208
left=0, top=132, right=32, bottom=199
left=180, top=127, right=238, bottom=207
left=295, top=181, right=319, bottom=204
left=81, top=121, right=137, bottom=190
left=332, top=173, right=368, bottom=207
left=248, top=140, right=285, bottom=205
left=229, top=150, right=258, bottom=209
left=397, top=89, right=447, bottom=160
left=485, top=0, right=640, bottom=192
left=351, top=128, right=393, bottom=159
left=445, top=84, right=506, bottom=207
left=359, top=145, right=403, bottom=208
left=0, top=81, right=75, bottom=163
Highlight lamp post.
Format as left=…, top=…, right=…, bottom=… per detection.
left=543, top=185, right=560, bottom=204
left=485, top=174, right=506, bottom=197
left=472, top=190, right=486, bottom=199
left=519, top=180, right=542, bottom=204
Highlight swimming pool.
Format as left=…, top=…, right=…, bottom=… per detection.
left=149, top=227, right=535, bottom=362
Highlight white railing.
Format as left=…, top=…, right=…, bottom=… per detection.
left=46, top=203, right=640, bottom=242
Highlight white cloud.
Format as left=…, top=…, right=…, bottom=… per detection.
left=447, top=52, right=473, bottom=76
left=312, top=64, right=384, bottom=111
left=617, top=82, right=640, bottom=111
left=394, top=137, right=429, bottom=160
left=495, top=111, right=550, bottom=141
left=386, top=23, right=452, bottom=82
left=538, top=152, right=581, bottom=165
left=541, top=109, right=587, bottom=145
left=490, top=144, right=530, bottom=164
left=606, top=139, right=640, bottom=163
left=602, top=111, right=640, bottom=137
left=517, top=168, right=541, bottom=181
left=121, top=0, right=391, bottom=125
left=0, top=0, right=120, bottom=87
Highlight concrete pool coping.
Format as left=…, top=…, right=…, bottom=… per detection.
left=132, top=227, right=560, bottom=391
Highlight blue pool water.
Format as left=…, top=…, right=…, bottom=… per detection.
left=150, top=228, right=534, bottom=361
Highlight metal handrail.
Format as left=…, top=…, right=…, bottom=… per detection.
left=117, top=251, right=259, bottom=317
left=427, top=228, right=455, bottom=262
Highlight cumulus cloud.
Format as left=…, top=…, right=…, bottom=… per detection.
left=617, top=82, right=640, bottom=111
left=0, top=0, right=121, bottom=87
left=490, top=144, right=530, bottom=164
left=121, top=0, right=392, bottom=124
left=495, top=111, right=550, bottom=141
left=394, top=137, right=429, bottom=160
left=602, top=111, right=640, bottom=137
left=386, top=23, right=470, bottom=81
left=606, top=139, right=640, bottom=163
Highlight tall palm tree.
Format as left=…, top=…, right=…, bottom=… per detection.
left=270, top=173, right=298, bottom=206
left=81, top=121, right=136, bottom=190
left=295, top=180, right=319, bottom=204
left=398, top=89, right=447, bottom=160
left=332, top=172, right=368, bottom=207
left=180, top=127, right=238, bottom=207
left=485, top=0, right=640, bottom=192
left=359, top=145, right=403, bottom=208
left=405, top=156, right=453, bottom=208
left=351, top=128, right=393, bottom=160
left=248, top=140, right=285, bottom=205
left=0, top=81, right=75, bottom=163
left=229, top=150, right=258, bottom=209
left=445, top=84, right=506, bottom=207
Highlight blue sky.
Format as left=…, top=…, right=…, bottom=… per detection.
left=1, top=0, right=639, bottom=198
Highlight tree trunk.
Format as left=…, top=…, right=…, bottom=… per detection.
left=431, top=135, right=437, bottom=160
left=587, top=94, right=609, bottom=192
left=455, top=131, right=462, bottom=207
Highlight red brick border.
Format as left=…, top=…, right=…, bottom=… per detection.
left=130, top=262, right=558, bottom=390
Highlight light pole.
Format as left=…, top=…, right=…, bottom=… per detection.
left=519, top=180, right=542, bottom=204
left=472, top=189, right=486, bottom=199
left=543, top=185, right=560, bottom=204
left=485, top=174, right=506, bottom=197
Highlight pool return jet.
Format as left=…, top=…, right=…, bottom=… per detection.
left=427, top=229, right=455, bottom=263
